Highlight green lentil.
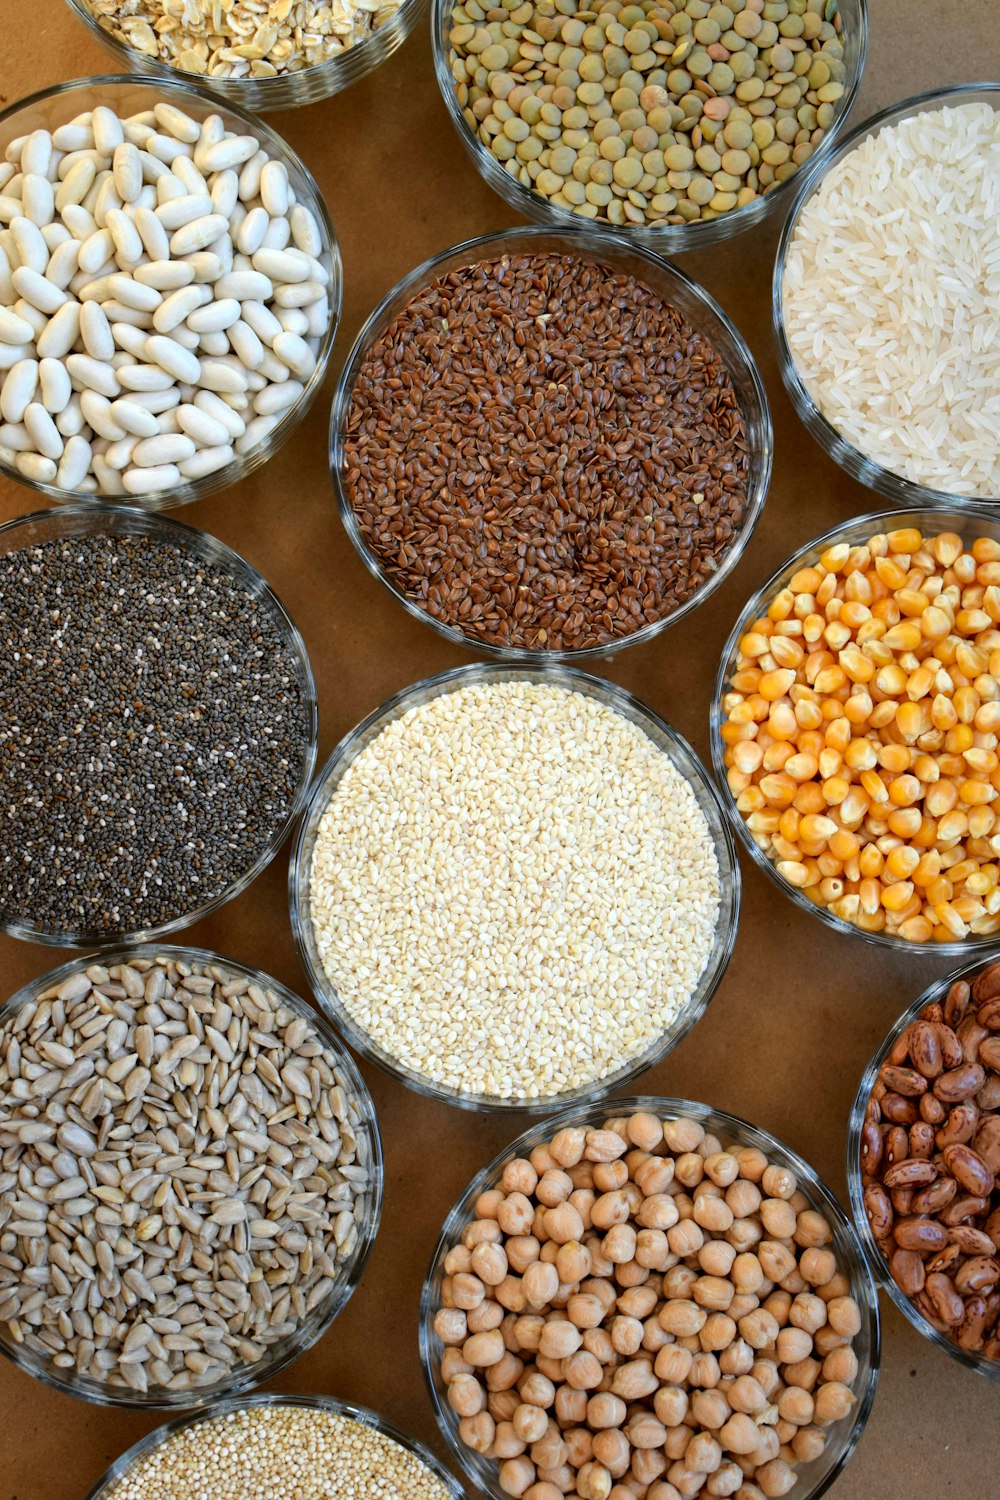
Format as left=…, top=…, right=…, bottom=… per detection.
left=447, top=0, right=850, bottom=226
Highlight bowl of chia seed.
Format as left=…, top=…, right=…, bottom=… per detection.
left=0, top=507, right=317, bottom=946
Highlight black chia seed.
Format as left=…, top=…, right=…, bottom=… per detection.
left=0, top=532, right=311, bottom=937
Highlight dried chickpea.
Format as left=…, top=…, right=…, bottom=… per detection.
left=813, top=1381, right=856, bottom=1424
left=461, top=1410, right=496, bottom=1453
left=435, top=1113, right=862, bottom=1500
left=592, top=1428, right=631, bottom=1476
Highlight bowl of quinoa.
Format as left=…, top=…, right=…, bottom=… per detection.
left=84, top=1394, right=463, bottom=1498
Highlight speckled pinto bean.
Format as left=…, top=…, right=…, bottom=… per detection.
left=860, top=959, right=1000, bottom=1360
left=435, top=1111, right=863, bottom=1498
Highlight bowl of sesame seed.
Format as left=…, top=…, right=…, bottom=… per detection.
left=83, top=1393, right=463, bottom=1497
left=290, top=661, right=740, bottom=1112
left=0, top=506, right=318, bottom=946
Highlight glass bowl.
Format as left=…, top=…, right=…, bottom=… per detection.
left=0, top=945, right=383, bottom=1410
left=0, top=75, right=341, bottom=510
left=290, top=662, right=741, bottom=1112
left=420, top=1095, right=881, bottom=1500
left=65, top=0, right=429, bottom=111
left=711, top=504, right=1000, bottom=955
left=848, top=959, right=1000, bottom=1384
left=773, top=82, right=1000, bottom=508
left=430, top=0, right=867, bottom=254
left=82, top=1393, right=460, bottom=1495
left=0, top=505, right=318, bottom=947
left=330, top=224, right=772, bottom=662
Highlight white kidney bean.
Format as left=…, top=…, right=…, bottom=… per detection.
left=15, top=449, right=56, bottom=483
left=110, top=398, right=159, bottom=438
left=66, top=354, right=119, bottom=398
left=0, top=98, right=331, bottom=495
left=134, top=257, right=191, bottom=291
left=46, top=239, right=81, bottom=290
left=39, top=358, right=71, bottom=414
left=79, top=390, right=126, bottom=441
left=290, top=204, right=322, bottom=258
left=145, top=334, right=201, bottom=384
left=122, top=461, right=180, bottom=492
left=56, top=433, right=91, bottom=488
left=56, top=393, right=84, bottom=436
left=35, top=301, right=80, bottom=359
left=76, top=226, right=112, bottom=277
left=178, top=442, right=233, bottom=479
left=22, top=132, right=53, bottom=179
left=12, top=218, right=49, bottom=274
left=92, top=107, right=124, bottom=157
left=228, top=320, right=264, bottom=370
left=0, top=307, right=34, bottom=344
left=23, top=175, right=55, bottom=228
left=0, top=421, right=32, bottom=450
left=112, top=143, right=143, bottom=204
left=194, top=388, right=245, bottom=437
left=272, top=331, right=316, bottom=380
left=156, top=192, right=213, bottom=231
left=106, top=209, right=144, bottom=267
left=79, top=301, right=115, bottom=361
left=23, top=402, right=63, bottom=458
left=1, top=358, right=39, bottom=422
left=187, top=297, right=240, bottom=333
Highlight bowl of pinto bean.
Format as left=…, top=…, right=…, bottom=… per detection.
left=849, top=956, right=1000, bottom=1379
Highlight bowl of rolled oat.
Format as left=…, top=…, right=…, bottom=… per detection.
left=65, top=0, right=427, bottom=108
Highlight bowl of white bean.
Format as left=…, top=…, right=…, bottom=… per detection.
left=0, top=76, right=340, bottom=511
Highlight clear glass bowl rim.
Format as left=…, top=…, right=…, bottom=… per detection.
left=847, top=955, right=1000, bottom=1383
left=428, top=0, right=869, bottom=253
left=0, top=942, right=384, bottom=1409
left=290, top=660, right=741, bottom=1112
left=710, top=502, right=1000, bottom=955
left=419, top=1093, right=881, bottom=1500
left=0, top=505, right=319, bottom=947
left=329, top=221, right=773, bottom=662
left=64, top=0, right=430, bottom=109
left=772, top=80, right=1000, bottom=509
left=81, top=1391, right=462, bottom=1497
left=0, top=73, right=342, bottom=510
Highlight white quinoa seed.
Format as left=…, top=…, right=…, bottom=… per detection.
left=104, top=1405, right=452, bottom=1500
left=308, top=682, right=721, bottom=1099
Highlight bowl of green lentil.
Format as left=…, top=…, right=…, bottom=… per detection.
left=331, top=224, right=771, bottom=659
left=82, top=1394, right=462, bottom=1495
left=290, top=661, right=741, bottom=1113
left=0, top=506, right=318, bottom=947
left=0, top=948, right=383, bottom=1409
left=430, top=0, right=867, bottom=249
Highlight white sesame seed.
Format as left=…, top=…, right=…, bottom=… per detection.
left=308, top=682, right=720, bottom=1100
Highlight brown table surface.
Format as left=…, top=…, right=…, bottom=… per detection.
left=1, top=1, right=998, bottom=1495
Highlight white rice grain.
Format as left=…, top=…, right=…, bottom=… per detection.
left=783, top=102, right=1000, bottom=499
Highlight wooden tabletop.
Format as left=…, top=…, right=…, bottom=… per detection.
left=0, top=2, right=998, bottom=1495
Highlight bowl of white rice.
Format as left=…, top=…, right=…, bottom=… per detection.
left=773, top=83, right=1000, bottom=508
